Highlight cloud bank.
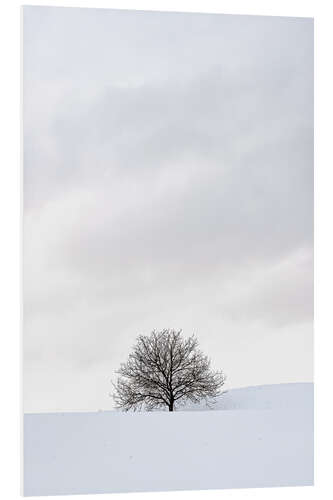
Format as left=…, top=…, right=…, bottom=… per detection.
left=23, top=7, right=313, bottom=412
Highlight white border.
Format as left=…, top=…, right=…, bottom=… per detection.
left=1, top=1, right=332, bottom=499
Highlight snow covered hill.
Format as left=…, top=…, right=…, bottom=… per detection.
left=180, top=382, right=313, bottom=411
left=24, top=383, right=313, bottom=496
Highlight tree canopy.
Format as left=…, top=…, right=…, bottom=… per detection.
left=112, top=329, right=225, bottom=411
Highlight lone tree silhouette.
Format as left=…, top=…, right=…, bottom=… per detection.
left=112, top=329, right=225, bottom=412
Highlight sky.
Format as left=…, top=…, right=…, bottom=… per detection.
left=23, top=7, right=313, bottom=413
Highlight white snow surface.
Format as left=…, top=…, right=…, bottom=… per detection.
left=24, top=383, right=313, bottom=496
left=179, top=381, right=313, bottom=411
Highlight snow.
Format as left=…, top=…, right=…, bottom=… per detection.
left=180, top=382, right=313, bottom=411
left=24, top=383, right=313, bottom=496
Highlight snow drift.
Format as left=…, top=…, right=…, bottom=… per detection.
left=24, top=383, right=313, bottom=496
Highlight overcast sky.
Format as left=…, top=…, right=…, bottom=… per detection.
left=23, top=7, right=313, bottom=413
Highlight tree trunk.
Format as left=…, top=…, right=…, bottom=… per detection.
left=169, top=400, right=174, bottom=412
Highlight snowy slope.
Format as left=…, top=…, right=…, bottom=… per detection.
left=180, top=382, right=313, bottom=411
left=24, top=383, right=313, bottom=496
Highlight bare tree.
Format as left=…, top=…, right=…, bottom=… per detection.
left=112, top=329, right=225, bottom=412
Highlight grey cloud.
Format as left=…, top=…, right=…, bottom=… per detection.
left=23, top=7, right=313, bottom=412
